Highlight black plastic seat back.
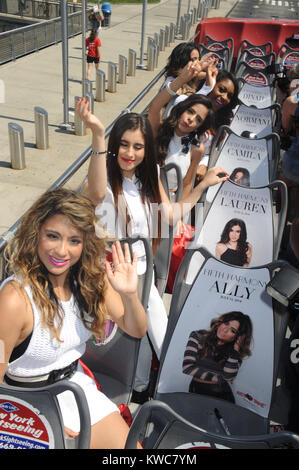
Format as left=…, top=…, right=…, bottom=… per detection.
left=81, top=237, right=153, bottom=406
left=154, top=163, right=182, bottom=297
left=152, top=248, right=291, bottom=436
left=230, top=103, right=281, bottom=138
left=235, top=62, right=273, bottom=86
left=237, top=78, right=276, bottom=109
left=236, top=50, right=275, bottom=70
left=201, top=35, right=234, bottom=70
left=237, top=40, right=273, bottom=64
left=202, top=35, right=234, bottom=54
left=125, top=400, right=299, bottom=449
left=208, top=125, right=280, bottom=185
left=194, top=179, right=287, bottom=266
left=199, top=43, right=230, bottom=70
left=0, top=380, right=91, bottom=449
left=277, top=44, right=299, bottom=70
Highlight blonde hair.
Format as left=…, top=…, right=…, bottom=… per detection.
left=5, top=188, right=108, bottom=341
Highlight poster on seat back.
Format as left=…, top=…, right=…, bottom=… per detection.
left=157, top=256, right=274, bottom=419
left=230, top=104, right=273, bottom=138
left=238, top=82, right=272, bottom=108
left=195, top=181, right=273, bottom=268
left=206, top=133, right=270, bottom=204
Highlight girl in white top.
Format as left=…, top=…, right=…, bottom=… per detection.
left=161, top=42, right=202, bottom=89
left=75, top=98, right=229, bottom=390
left=168, top=69, right=240, bottom=182
left=0, top=187, right=147, bottom=448
left=149, top=58, right=217, bottom=192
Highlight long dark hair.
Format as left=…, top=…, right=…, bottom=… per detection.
left=230, top=167, right=250, bottom=186
left=107, top=112, right=162, bottom=253
left=218, top=218, right=249, bottom=266
left=165, top=42, right=201, bottom=78
left=88, top=29, right=97, bottom=43
left=196, top=70, right=239, bottom=130
left=156, top=94, right=214, bottom=166
left=199, top=311, right=253, bottom=362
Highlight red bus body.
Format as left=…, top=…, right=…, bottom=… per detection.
left=194, top=17, right=299, bottom=68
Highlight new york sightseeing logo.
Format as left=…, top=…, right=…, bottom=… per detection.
left=0, top=396, right=55, bottom=449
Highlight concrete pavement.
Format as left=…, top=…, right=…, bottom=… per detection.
left=0, top=0, right=236, bottom=236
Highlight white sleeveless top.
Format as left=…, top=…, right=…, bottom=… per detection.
left=165, top=133, right=191, bottom=191
left=1, top=276, right=92, bottom=378
left=95, top=171, right=159, bottom=274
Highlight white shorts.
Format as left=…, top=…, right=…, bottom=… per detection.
left=57, top=362, right=119, bottom=433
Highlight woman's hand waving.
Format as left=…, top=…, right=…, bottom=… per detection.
left=105, top=241, right=138, bottom=296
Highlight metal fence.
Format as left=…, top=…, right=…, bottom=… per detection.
left=0, top=0, right=81, bottom=20
left=0, top=8, right=90, bottom=64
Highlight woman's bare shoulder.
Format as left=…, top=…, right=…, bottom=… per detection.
left=0, top=280, right=28, bottom=316
left=216, top=242, right=227, bottom=252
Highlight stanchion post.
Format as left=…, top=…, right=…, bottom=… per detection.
left=169, top=23, right=175, bottom=43
left=107, top=62, right=117, bottom=92
left=74, top=96, right=86, bottom=136
left=159, top=29, right=165, bottom=51
left=181, top=17, right=187, bottom=40
left=147, top=44, right=155, bottom=71
left=96, top=69, right=105, bottom=101
left=165, top=25, right=170, bottom=47
left=118, top=55, right=127, bottom=84
left=154, top=32, right=159, bottom=49
left=147, top=37, right=154, bottom=60
left=34, top=106, right=49, bottom=150
left=85, top=91, right=94, bottom=114
left=85, top=79, right=93, bottom=95
left=8, top=122, right=25, bottom=169
left=153, top=43, right=158, bottom=68
left=128, top=49, right=136, bottom=76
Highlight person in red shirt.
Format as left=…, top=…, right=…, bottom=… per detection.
left=86, top=30, right=101, bottom=80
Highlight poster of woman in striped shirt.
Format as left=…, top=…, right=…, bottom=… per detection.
left=182, top=311, right=253, bottom=403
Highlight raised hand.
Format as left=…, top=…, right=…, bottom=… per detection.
left=105, top=241, right=138, bottom=296
left=206, top=58, right=219, bottom=88
left=197, top=52, right=214, bottom=73
left=75, top=97, right=105, bottom=136
left=191, top=52, right=214, bottom=82
left=178, top=60, right=200, bottom=85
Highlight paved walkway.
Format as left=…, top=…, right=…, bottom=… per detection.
left=0, top=0, right=235, bottom=235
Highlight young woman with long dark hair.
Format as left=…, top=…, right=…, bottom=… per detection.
left=171, top=69, right=240, bottom=181
left=75, top=97, right=229, bottom=393
left=148, top=58, right=216, bottom=193
left=183, top=311, right=253, bottom=403
left=215, top=218, right=252, bottom=267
